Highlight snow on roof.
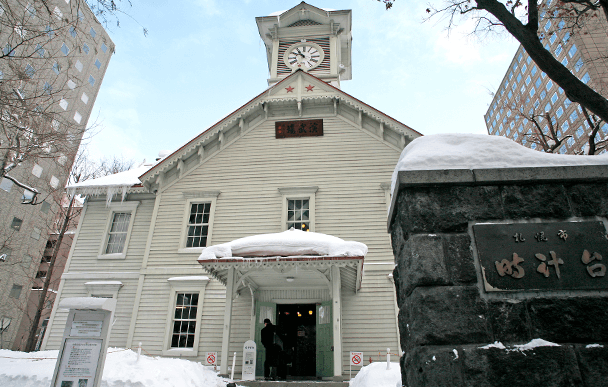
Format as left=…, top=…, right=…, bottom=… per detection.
left=392, top=133, right=608, bottom=191
left=66, top=163, right=154, bottom=204
left=198, top=229, right=367, bottom=261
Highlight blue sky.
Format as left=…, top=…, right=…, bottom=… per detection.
left=86, top=0, right=519, bottom=163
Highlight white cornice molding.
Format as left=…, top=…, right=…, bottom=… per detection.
left=278, top=186, right=319, bottom=195
left=182, top=191, right=221, bottom=199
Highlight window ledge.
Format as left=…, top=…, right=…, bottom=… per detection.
left=177, top=247, right=205, bottom=254
left=162, top=348, right=198, bottom=357
left=97, top=253, right=126, bottom=260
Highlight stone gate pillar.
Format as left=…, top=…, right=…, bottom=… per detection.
left=388, top=164, right=608, bottom=387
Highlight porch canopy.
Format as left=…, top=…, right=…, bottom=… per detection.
left=197, top=229, right=366, bottom=293
left=197, top=229, right=367, bottom=377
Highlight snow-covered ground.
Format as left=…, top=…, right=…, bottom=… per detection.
left=0, top=348, right=402, bottom=387
left=350, top=362, right=401, bottom=387
left=0, top=348, right=231, bottom=387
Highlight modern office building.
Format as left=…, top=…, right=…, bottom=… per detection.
left=484, top=9, right=608, bottom=154
left=0, top=0, right=113, bottom=350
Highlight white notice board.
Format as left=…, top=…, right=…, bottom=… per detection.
left=70, top=321, right=103, bottom=337
left=242, top=340, right=256, bottom=381
left=55, top=338, right=103, bottom=387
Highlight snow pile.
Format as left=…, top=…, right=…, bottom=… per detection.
left=198, top=229, right=368, bottom=260
left=350, top=362, right=401, bottom=387
left=392, top=133, right=608, bottom=191
left=478, top=339, right=559, bottom=352
left=478, top=341, right=506, bottom=350
left=0, top=348, right=232, bottom=387
left=512, top=338, right=560, bottom=351
left=66, top=164, right=154, bottom=204
left=586, top=344, right=604, bottom=348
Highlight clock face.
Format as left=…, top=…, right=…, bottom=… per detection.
left=283, top=42, right=325, bottom=70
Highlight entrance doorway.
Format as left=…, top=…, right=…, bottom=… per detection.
left=277, top=304, right=316, bottom=378
left=254, top=301, right=332, bottom=379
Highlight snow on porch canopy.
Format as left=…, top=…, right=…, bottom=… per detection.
left=197, top=229, right=367, bottom=292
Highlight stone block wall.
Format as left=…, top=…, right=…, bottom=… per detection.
left=389, top=171, right=608, bottom=387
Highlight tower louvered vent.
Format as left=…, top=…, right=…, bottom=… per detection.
left=288, top=19, right=322, bottom=27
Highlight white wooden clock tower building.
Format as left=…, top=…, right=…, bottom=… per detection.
left=41, top=2, right=422, bottom=381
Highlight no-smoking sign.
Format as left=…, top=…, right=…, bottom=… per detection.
left=350, top=351, right=363, bottom=366
left=205, top=352, right=217, bottom=365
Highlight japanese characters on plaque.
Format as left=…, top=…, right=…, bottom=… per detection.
left=472, top=220, right=608, bottom=292
left=275, top=119, right=323, bottom=139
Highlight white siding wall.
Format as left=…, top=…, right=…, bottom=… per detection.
left=46, top=113, right=402, bottom=377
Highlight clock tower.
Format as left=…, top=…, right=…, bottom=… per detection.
left=256, top=2, right=352, bottom=88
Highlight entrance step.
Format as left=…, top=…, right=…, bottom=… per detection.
left=235, top=381, right=349, bottom=387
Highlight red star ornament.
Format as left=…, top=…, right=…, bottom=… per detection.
left=285, top=86, right=294, bottom=93
left=305, top=84, right=314, bottom=92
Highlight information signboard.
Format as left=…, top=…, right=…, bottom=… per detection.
left=242, top=340, right=256, bottom=381
left=50, top=297, right=116, bottom=387
left=55, top=339, right=103, bottom=387
left=70, top=321, right=103, bottom=337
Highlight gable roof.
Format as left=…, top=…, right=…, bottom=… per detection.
left=138, top=69, right=422, bottom=187
left=66, top=69, right=422, bottom=198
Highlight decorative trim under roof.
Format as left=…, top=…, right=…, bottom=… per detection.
left=199, top=254, right=364, bottom=291
left=139, top=70, right=421, bottom=186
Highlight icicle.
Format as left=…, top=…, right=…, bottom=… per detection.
left=106, top=187, right=113, bottom=206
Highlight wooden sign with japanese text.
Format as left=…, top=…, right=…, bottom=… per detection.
left=472, top=220, right=608, bottom=293
left=275, top=119, right=323, bottom=139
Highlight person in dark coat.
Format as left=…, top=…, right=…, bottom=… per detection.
left=261, top=318, right=277, bottom=380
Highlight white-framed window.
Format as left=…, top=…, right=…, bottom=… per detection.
left=178, top=192, right=219, bottom=253
left=162, top=276, right=209, bottom=356
left=98, top=201, right=139, bottom=259
left=278, top=186, right=317, bottom=231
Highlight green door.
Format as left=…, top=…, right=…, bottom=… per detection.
left=316, top=301, right=333, bottom=377
left=254, top=301, right=276, bottom=378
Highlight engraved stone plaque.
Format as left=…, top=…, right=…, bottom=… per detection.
left=472, top=220, right=608, bottom=292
